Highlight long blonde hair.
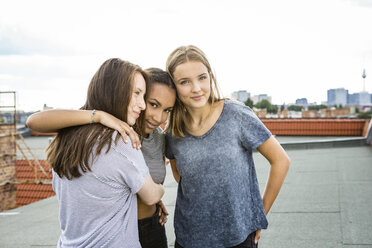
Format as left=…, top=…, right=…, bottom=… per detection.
left=166, top=45, right=222, bottom=137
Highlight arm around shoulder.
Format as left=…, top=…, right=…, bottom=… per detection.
left=26, top=109, right=94, bottom=132
left=26, top=109, right=140, bottom=148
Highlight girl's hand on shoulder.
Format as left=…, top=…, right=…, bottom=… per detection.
left=158, top=200, right=169, bottom=226
left=97, top=111, right=141, bottom=149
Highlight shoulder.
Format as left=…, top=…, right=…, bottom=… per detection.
left=110, top=131, right=144, bottom=161
left=143, top=127, right=165, bottom=145
left=91, top=132, right=148, bottom=183
left=224, top=99, right=251, bottom=111
left=222, top=100, right=255, bottom=120
left=153, top=127, right=165, bottom=138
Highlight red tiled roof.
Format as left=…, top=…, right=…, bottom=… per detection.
left=261, top=119, right=370, bottom=136
left=15, top=160, right=55, bottom=208
left=16, top=160, right=52, bottom=181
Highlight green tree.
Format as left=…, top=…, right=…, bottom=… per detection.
left=244, top=98, right=254, bottom=108
left=254, top=99, right=271, bottom=109
left=288, top=105, right=303, bottom=111
left=308, top=104, right=328, bottom=111
left=267, top=105, right=278, bottom=114
left=357, top=110, right=372, bottom=119
left=254, top=99, right=278, bottom=114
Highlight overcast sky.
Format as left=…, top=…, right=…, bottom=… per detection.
left=1, top=0, right=372, bottom=111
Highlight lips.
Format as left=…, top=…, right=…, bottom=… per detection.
left=146, top=120, right=158, bottom=129
left=191, top=95, right=203, bottom=101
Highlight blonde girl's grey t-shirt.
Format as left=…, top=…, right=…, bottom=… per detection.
left=165, top=100, right=272, bottom=248
left=52, top=132, right=149, bottom=248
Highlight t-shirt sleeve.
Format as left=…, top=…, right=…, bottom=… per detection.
left=112, top=136, right=149, bottom=193
left=164, top=132, right=175, bottom=160
left=238, top=104, right=272, bottom=150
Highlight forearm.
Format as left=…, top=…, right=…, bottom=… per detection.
left=138, top=174, right=165, bottom=205
left=262, top=160, right=290, bottom=214
left=149, top=184, right=165, bottom=205
left=26, top=109, right=96, bottom=132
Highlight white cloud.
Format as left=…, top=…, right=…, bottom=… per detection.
left=0, top=0, right=372, bottom=110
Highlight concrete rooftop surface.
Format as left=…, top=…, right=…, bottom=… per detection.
left=2, top=140, right=372, bottom=248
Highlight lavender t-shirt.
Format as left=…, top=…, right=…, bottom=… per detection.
left=53, top=131, right=149, bottom=248
left=165, top=100, right=272, bottom=248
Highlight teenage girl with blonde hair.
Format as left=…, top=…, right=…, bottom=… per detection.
left=164, top=45, right=290, bottom=248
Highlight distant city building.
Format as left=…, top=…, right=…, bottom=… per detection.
left=231, top=90, right=250, bottom=102
left=348, top=93, right=359, bottom=105
left=327, top=88, right=348, bottom=106
left=326, top=70, right=372, bottom=106
left=295, top=98, right=308, bottom=106
left=358, top=91, right=371, bottom=105
left=252, top=94, right=272, bottom=104
left=345, top=92, right=371, bottom=106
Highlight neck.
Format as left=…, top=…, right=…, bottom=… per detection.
left=185, top=102, right=212, bottom=125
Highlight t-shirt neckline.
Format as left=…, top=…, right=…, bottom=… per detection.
left=185, top=100, right=227, bottom=139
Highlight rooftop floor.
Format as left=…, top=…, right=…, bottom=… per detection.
left=2, top=143, right=372, bottom=247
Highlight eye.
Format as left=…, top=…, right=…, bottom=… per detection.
left=150, top=102, right=158, bottom=108
left=134, top=91, right=140, bottom=95
left=199, top=75, right=207, bottom=80
left=164, top=109, right=173, bottom=113
left=179, top=80, right=188, bottom=85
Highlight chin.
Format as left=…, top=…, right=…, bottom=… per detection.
left=191, top=101, right=208, bottom=108
left=127, top=118, right=136, bottom=126
left=145, top=127, right=154, bottom=134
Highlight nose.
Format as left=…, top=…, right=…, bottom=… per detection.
left=138, top=96, right=146, bottom=110
left=153, top=110, right=163, bottom=124
left=191, top=81, right=201, bottom=92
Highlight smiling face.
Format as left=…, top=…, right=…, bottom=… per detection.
left=143, top=83, right=176, bottom=134
left=172, top=60, right=211, bottom=110
left=127, top=73, right=147, bottom=126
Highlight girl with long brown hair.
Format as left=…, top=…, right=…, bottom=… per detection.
left=27, top=58, right=165, bottom=248
left=27, top=67, right=176, bottom=248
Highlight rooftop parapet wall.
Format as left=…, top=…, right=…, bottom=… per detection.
left=261, top=119, right=370, bottom=136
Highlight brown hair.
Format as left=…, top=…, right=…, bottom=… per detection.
left=47, top=58, right=149, bottom=179
left=134, top=68, right=176, bottom=138
left=165, top=45, right=222, bottom=137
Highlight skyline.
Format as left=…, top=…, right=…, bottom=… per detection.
left=3, top=84, right=371, bottom=113
left=1, top=0, right=372, bottom=111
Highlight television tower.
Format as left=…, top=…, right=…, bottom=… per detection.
left=362, top=68, right=366, bottom=92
